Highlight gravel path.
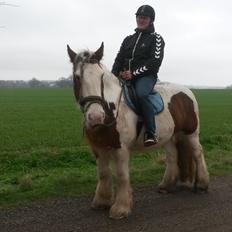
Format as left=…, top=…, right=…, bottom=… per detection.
left=1, top=176, right=232, bottom=232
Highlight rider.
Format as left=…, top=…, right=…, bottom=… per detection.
left=111, top=5, right=165, bottom=146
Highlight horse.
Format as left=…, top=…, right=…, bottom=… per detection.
left=67, top=43, right=209, bottom=219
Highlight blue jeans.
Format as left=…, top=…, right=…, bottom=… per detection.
left=132, top=75, right=157, bottom=134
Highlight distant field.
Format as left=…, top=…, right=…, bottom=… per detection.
left=0, top=88, right=83, bottom=152
left=0, top=88, right=232, bottom=206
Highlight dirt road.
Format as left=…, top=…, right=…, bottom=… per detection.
left=0, top=176, right=232, bottom=232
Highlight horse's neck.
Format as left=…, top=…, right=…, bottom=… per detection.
left=102, top=68, right=121, bottom=102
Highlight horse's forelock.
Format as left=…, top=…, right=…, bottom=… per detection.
left=74, top=51, right=89, bottom=64
left=74, top=50, right=99, bottom=67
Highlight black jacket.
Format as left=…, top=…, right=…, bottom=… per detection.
left=112, top=23, right=165, bottom=79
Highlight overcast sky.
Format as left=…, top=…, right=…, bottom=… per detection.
left=0, top=0, right=232, bottom=86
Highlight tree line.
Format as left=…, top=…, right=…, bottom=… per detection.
left=0, top=76, right=231, bottom=89
left=0, top=76, right=73, bottom=88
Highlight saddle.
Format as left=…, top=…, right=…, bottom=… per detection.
left=122, top=81, right=164, bottom=138
left=122, top=82, right=164, bottom=116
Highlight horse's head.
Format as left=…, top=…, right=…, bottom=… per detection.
left=67, top=43, right=114, bottom=129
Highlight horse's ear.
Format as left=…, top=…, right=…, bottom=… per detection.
left=93, top=42, right=104, bottom=62
left=67, top=45, right=77, bottom=63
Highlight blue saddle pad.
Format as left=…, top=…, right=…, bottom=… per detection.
left=122, top=84, right=164, bottom=116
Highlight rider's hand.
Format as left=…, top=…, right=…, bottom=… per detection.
left=119, top=70, right=132, bottom=80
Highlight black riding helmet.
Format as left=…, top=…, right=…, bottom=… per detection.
left=135, top=5, right=155, bottom=22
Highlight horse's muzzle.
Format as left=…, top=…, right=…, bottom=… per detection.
left=86, top=111, right=105, bottom=128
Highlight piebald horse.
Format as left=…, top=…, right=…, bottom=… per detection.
left=67, top=43, right=209, bottom=219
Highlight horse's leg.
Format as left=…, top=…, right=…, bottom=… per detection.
left=91, top=150, right=114, bottom=209
left=110, top=146, right=132, bottom=219
left=159, top=140, right=179, bottom=193
left=187, top=134, right=209, bottom=191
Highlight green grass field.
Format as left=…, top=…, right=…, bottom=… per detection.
left=0, top=88, right=232, bottom=206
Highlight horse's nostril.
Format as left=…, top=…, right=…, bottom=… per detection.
left=88, top=112, right=104, bottom=124
left=88, top=113, right=92, bottom=121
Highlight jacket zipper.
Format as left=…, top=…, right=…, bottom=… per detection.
left=129, top=32, right=142, bottom=71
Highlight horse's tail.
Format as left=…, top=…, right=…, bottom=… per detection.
left=176, top=135, right=196, bottom=183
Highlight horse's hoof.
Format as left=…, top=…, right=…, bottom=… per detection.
left=158, top=187, right=169, bottom=194
left=158, top=183, right=175, bottom=194
left=91, top=203, right=111, bottom=210
left=193, top=186, right=208, bottom=194
left=91, top=197, right=113, bottom=210
left=193, top=180, right=209, bottom=194
left=109, top=204, right=131, bottom=219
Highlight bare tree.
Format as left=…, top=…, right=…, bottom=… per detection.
left=0, top=2, right=19, bottom=28
left=0, top=1, right=19, bottom=7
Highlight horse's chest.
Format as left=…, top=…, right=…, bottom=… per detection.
left=85, top=125, right=121, bottom=149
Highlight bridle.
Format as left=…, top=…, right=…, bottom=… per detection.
left=74, top=60, right=123, bottom=127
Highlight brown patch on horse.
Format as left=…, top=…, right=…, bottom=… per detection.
left=85, top=101, right=121, bottom=149
left=168, top=92, right=198, bottom=134
left=85, top=122, right=121, bottom=149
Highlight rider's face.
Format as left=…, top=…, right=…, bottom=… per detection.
left=136, top=15, right=151, bottom=30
